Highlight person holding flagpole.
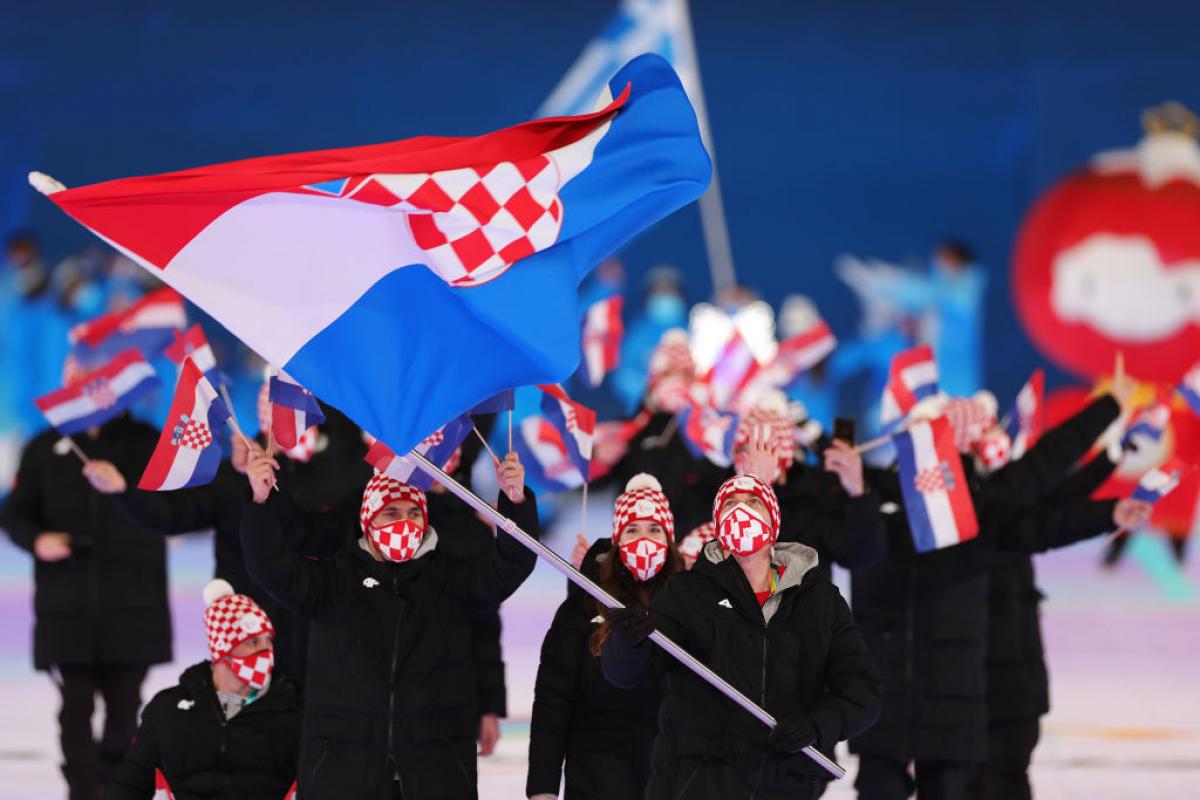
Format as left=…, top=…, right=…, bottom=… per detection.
left=239, top=446, right=539, bottom=799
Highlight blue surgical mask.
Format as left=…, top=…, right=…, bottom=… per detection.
left=646, top=293, right=685, bottom=325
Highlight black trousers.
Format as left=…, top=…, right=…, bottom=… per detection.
left=53, top=663, right=147, bottom=800
left=976, top=719, right=1039, bottom=800
left=855, top=755, right=977, bottom=800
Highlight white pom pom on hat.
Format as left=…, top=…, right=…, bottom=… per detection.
left=972, top=390, right=999, bottom=419
left=202, top=579, right=235, bottom=607
left=624, top=473, right=663, bottom=493
left=755, top=389, right=790, bottom=416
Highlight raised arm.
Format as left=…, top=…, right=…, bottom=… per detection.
left=464, top=452, right=539, bottom=603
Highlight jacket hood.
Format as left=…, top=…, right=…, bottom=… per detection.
left=698, top=539, right=821, bottom=623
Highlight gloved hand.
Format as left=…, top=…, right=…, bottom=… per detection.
left=768, top=714, right=817, bottom=754
left=606, top=603, right=657, bottom=646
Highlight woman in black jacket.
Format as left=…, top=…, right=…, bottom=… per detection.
left=602, top=474, right=883, bottom=800
left=239, top=449, right=538, bottom=800
left=109, top=580, right=302, bottom=799
left=528, top=474, right=683, bottom=799
left=0, top=413, right=163, bottom=800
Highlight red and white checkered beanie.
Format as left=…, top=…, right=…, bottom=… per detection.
left=712, top=474, right=781, bottom=536
left=943, top=392, right=998, bottom=454
left=733, top=391, right=797, bottom=474
left=612, top=473, right=675, bottom=541
left=202, top=580, right=275, bottom=663
left=648, top=329, right=695, bottom=385
left=360, top=471, right=428, bottom=532
left=678, top=521, right=717, bottom=564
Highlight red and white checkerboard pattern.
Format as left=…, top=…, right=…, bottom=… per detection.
left=914, top=462, right=953, bottom=494
left=612, top=484, right=675, bottom=540
left=648, top=332, right=696, bottom=382
left=328, top=155, right=563, bottom=288
left=203, top=592, right=275, bottom=661
left=368, top=519, right=425, bottom=562
left=360, top=472, right=428, bottom=532
left=716, top=504, right=774, bottom=555
left=734, top=406, right=798, bottom=474
left=224, top=649, right=273, bottom=690
left=84, top=379, right=118, bottom=409
left=618, top=537, right=669, bottom=581
left=944, top=396, right=996, bottom=453
left=179, top=418, right=212, bottom=451
left=974, top=429, right=1012, bottom=470
left=712, top=474, right=781, bottom=535
left=678, top=521, right=717, bottom=564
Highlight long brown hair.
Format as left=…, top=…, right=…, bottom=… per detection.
left=588, top=536, right=683, bottom=656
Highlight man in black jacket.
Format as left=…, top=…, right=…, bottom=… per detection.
left=240, top=449, right=539, bottom=799
left=603, top=474, right=883, bottom=800
left=0, top=414, right=163, bottom=800
left=109, top=579, right=302, bottom=799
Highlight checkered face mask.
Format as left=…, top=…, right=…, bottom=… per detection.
left=717, top=503, right=774, bottom=556
left=224, top=648, right=273, bottom=692
left=618, top=536, right=669, bottom=582
left=368, top=519, right=425, bottom=563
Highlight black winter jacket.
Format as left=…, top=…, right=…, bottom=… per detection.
left=603, top=541, right=882, bottom=799
left=527, top=540, right=662, bottom=799
left=240, top=487, right=539, bottom=800
left=849, top=394, right=1120, bottom=763
left=772, top=464, right=885, bottom=580
left=109, top=661, right=301, bottom=800
left=1, top=416, right=167, bottom=669
left=985, top=452, right=1118, bottom=724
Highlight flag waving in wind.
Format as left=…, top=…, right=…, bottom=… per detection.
left=1132, top=459, right=1186, bottom=505
left=138, top=358, right=231, bottom=491
left=881, top=345, right=939, bottom=429
left=582, top=295, right=623, bottom=387
left=1004, top=368, right=1044, bottom=459
left=35, top=348, right=161, bottom=435
left=894, top=416, right=979, bottom=552
left=678, top=403, right=738, bottom=467
left=164, top=324, right=228, bottom=388
left=69, top=287, right=186, bottom=356
left=268, top=371, right=325, bottom=450
left=36, top=55, right=710, bottom=457
left=364, top=414, right=473, bottom=491
left=538, top=384, right=596, bottom=481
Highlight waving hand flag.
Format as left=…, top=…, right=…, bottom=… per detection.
left=1132, top=459, right=1186, bottom=505
left=582, top=295, right=623, bottom=386
left=35, top=55, right=709, bottom=458
left=364, top=414, right=472, bottom=490
left=69, top=287, right=186, bottom=356
left=138, top=358, right=231, bottom=491
left=164, top=324, right=228, bottom=388
left=268, top=371, right=326, bottom=450
left=678, top=403, right=738, bottom=467
left=1003, top=368, right=1044, bottom=459
left=513, top=415, right=586, bottom=492
left=894, top=416, right=979, bottom=552
left=537, top=384, right=596, bottom=481
left=35, top=348, right=161, bottom=435
left=881, top=345, right=939, bottom=429
left=1123, top=402, right=1170, bottom=448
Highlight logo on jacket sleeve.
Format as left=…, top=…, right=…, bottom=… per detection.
left=362, top=577, right=380, bottom=588
left=717, top=598, right=733, bottom=609
left=177, top=699, right=195, bottom=710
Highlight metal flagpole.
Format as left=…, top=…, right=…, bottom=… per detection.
left=674, top=0, right=738, bottom=295
left=409, top=451, right=846, bottom=780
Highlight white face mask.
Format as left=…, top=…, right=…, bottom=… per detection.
left=717, top=503, right=774, bottom=556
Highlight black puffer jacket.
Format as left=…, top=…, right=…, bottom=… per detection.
left=849, top=395, right=1120, bottom=763
left=527, top=540, right=663, bottom=799
left=603, top=540, right=882, bottom=799
left=109, top=661, right=301, bottom=800
left=240, top=487, right=539, bottom=800
left=1, top=416, right=166, bottom=669
left=771, top=464, right=885, bottom=580
left=986, top=452, right=1118, bottom=724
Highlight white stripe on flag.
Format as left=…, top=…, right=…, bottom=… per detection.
left=43, top=361, right=156, bottom=427
left=911, top=421, right=959, bottom=549
left=127, top=304, right=185, bottom=329
left=901, top=361, right=938, bottom=391
left=160, top=379, right=220, bottom=490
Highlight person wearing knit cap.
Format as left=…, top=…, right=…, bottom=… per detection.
left=109, top=579, right=301, bottom=800
left=601, top=473, right=883, bottom=800
left=239, top=448, right=539, bottom=800
left=528, top=474, right=683, bottom=800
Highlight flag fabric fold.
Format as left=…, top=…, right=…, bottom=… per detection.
left=164, top=324, right=228, bottom=388
left=138, top=358, right=231, bottom=491
left=512, top=415, right=587, bottom=492
left=881, top=345, right=939, bottom=429
left=42, top=55, right=710, bottom=457
left=537, top=384, right=596, bottom=481
left=582, top=295, right=623, bottom=386
left=678, top=403, right=738, bottom=467
left=268, top=371, right=326, bottom=451
left=1003, top=368, right=1044, bottom=460
left=69, top=287, right=186, bottom=355
left=35, top=348, right=161, bottom=435
left=1132, top=459, right=1186, bottom=505
left=364, top=415, right=472, bottom=491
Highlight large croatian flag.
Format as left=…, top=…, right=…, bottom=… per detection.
left=894, top=416, right=979, bottom=552
left=364, top=414, right=472, bottom=491
left=538, top=384, right=596, bottom=481
left=1003, top=368, right=1043, bottom=460
left=881, top=345, right=939, bottom=429
left=38, top=55, right=709, bottom=457
left=164, top=324, right=228, bottom=388
left=35, top=348, right=161, bottom=435
left=678, top=403, right=738, bottom=467
left=69, top=287, right=187, bottom=357
left=138, top=358, right=231, bottom=491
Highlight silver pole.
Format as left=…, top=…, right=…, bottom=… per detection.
left=409, top=451, right=846, bottom=780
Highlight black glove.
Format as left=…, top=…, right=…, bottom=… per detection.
left=607, top=603, right=656, bottom=646
left=768, top=714, right=817, bottom=754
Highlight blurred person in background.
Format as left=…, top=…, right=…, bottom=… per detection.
left=778, top=294, right=837, bottom=429
left=613, top=265, right=688, bottom=414
left=0, top=230, right=60, bottom=442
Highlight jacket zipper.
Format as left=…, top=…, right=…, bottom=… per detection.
left=386, top=572, right=405, bottom=799
left=901, top=567, right=915, bottom=759
left=750, top=618, right=769, bottom=800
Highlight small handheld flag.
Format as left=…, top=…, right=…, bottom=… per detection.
left=469, top=390, right=516, bottom=416
left=700, top=329, right=759, bottom=411
left=678, top=403, right=738, bottom=467
left=1131, top=459, right=1185, bottom=505
left=771, top=320, right=837, bottom=387
left=268, top=371, right=326, bottom=450
left=164, top=324, right=228, bottom=388
left=537, top=385, right=596, bottom=482
left=1003, top=369, right=1044, bottom=460
left=69, top=287, right=186, bottom=356
left=512, top=415, right=586, bottom=492
left=35, top=348, right=160, bottom=435
left=1123, top=403, right=1170, bottom=448
left=138, top=358, right=231, bottom=491
left=881, top=345, right=939, bottom=428
left=364, top=415, right=472, bottom=491
left=894, top=416, right=979, bottom=552
left=582, top=295, right=623, bottom=387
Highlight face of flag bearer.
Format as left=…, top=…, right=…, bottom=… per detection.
left=372, top=500, right=425, bottom=529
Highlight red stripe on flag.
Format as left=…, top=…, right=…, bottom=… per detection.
left=138, top=359, right=205, bottom=491
left=931, top=417, right=979, bottom=543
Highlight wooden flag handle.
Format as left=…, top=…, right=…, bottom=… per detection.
left=473, top=425, right=501, bottom=465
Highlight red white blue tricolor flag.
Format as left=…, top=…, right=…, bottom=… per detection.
left=582, top=295, right=623, bottom=386
left=894, top=415, right=979, bottom=552
left=364, top=414, right=472, bottom=490
left=138, top=357, right=231, bottom=491
left=678, top=403, right=738, bottom=467
left=69, top=287, right=186, bottom=358
left=35, top=348, right=161, bottom=435
left=881, top=345, right=939, bottom=429
left=39, top=55, right=710, bottom=457
left=1003, top=368, right=1044, bottom=459
left=1123, top=402, right=1171, bottom=448
left=513, top=415, right=586, bottom=492
left=268, top=370, right=326, bottom=451
left=164, top=324, right=228, bottom=388
left=1132, top=458, right=1186, bottom=505
left=1179, top=360, right=1200, bottom=416
left=701, top=329, right=759, bottom=411
left=537, top=384, right=596, bottom=482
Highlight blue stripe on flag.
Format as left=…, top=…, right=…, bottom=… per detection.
left=56, top=374, right=161, bottom=436
left=894, top=428, right=938, bottom=553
